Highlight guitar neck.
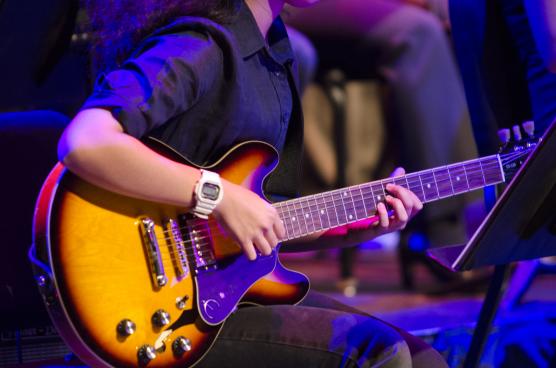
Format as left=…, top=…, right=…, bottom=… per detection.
left=274, top=154, right=505, bottom=241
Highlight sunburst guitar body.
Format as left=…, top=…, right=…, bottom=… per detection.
left=30, top=139, right=309, bottom=367
left=30, top=133, right=536, bottom=367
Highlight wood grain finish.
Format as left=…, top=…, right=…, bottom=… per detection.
left=32, top=141, right=309, bottom=367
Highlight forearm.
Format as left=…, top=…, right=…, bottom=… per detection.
left=59, top=108, right=201, bottom=207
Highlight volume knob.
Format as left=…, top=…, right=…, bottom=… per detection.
left=137, top=344, right=156, bottom=364
left=117, top=319, right=136, bottom=337
left=172, top=336, right=192, bottom=355
left=152, top=309, right=171, bottom=327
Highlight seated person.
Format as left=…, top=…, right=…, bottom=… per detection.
left=54, top=0, right=447, bottom=367
left=285, top=0, right=478, bottom=289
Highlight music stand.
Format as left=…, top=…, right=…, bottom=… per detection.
left=428, top=119, right=556, bottom=367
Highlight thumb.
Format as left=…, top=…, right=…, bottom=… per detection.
left=390, top=167, right=406, bottom=177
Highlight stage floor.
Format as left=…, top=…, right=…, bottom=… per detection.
left=281, top=248, right=556, bottom=367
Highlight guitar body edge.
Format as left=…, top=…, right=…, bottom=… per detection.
left=31, top=163, right=117, bottom=367
left=30, top=141, right=310, bottom=367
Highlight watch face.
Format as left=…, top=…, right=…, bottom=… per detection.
left=201, top=182, right=220, bottom=201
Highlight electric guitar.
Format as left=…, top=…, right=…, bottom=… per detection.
left=30, top=136, right=535, bottom=367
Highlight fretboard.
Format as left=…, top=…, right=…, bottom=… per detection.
left=274, top=155, right=504, bottom=241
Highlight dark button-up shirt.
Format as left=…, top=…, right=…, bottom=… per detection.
left=83, top=1, right=303, bottom=198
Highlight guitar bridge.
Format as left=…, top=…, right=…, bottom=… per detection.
left=139, top=217, right=167, bottom=287
left=165, top=218, right=189, bottom=279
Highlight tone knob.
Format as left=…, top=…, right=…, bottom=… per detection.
left=172, top=336, right=192, bottom=355
left=117, top=319, right=136, bottom=337
left=152, top=309, right=171, bottom=327
left=137, top=344, right=156, bottom=364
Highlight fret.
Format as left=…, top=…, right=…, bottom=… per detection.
left=323, top=191, right=340, bottom=228
left=299, top=197, right=312, bottom=234
left=370, top=183, right=386, bottom=207
left=308, top=196, right=320, bottom=232
left=280, top=201, right=291, bottom=239
left=359, top=185, right=373, bottom=216
left=331, top=190, right=348, bottom=225
left=287, top=201, right=302, bottom=238
left=462, top=164, right=471, bottom=191
left=465, top=161, right=485, bottom=189
left=481, top=157, right=504, bottom=185
left=448, top=164, right=469, bottom=194
left=360, top=184, right=377, bottom=216
left=351, top=186, right=367, bottom=220
left=341, top=189, right=356, bottom=222
left=446, top=167, right=455, bottom=195
left=381, top=180, right=389, bottom=199
left=478, top=160, right=487, bottom=186
left=420, top=170, right=439, bottom=202
left=393, top=176, right=407, bottom=189
left=381, top=178, right=393, bottom=202
left=293, top=200, right=309, bottom=235
left=276, top=203, right=292, bottom=239
left=317, top=193, right=331, bottom=230
left=277, top=202, right=289, bottom=239
left=307, top=195, right=322, bottom=232
left=434, top=167, right=453, bottom=197
left=405, top=173, right=426, bottom=202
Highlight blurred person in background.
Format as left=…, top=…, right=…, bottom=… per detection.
left=285, top=0, right=478, bottom=293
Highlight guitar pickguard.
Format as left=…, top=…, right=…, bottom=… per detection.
left=195, top=251, right=278, bottom=325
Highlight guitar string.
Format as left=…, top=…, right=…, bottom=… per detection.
left=152, top=156, right=520, bottom=247
left=152, top=159, right=505, bottom=249
left=151, top=152, right=530, bottom=263
left=150, top=157, right=517, bottom=258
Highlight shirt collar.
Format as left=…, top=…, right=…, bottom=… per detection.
left=227, top=2, right=294, bottom=65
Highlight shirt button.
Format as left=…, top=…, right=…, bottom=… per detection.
left=274, top=70, right=283, bottom=78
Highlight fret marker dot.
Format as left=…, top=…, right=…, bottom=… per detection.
left=456, top=176, right=460, bottom=181
left=292, top=217, right=296, bottom=221
left=349, top=214, right=353, bottom=220
left=344, top=192, right=348, bottom=196
left=426, top=184, right=431, bottom=189
left=377, top=195, right=381, bottom=201
left=320, top=210, right=325, bottom=215
left=305, top=213, right=309, bottom=218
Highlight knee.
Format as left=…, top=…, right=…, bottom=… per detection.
left=341, top=317, right=412, bottom=367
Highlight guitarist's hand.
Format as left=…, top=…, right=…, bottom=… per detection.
left=344, top=167, right=423, bottom=240
left=213, top=180, right=286, bottom=261
left=285, top=167, right=423, bottom=252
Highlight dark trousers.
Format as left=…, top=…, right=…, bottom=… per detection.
left=198, top=291, right=447, bottom=367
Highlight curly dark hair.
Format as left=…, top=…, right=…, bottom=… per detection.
left=84, top=0, right=241, bottom=70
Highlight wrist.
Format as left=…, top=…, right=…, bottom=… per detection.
left=191, top=169, right=224, bottom=219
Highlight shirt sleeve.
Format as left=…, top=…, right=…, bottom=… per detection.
left=82, top=31, right=223, bottom=138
